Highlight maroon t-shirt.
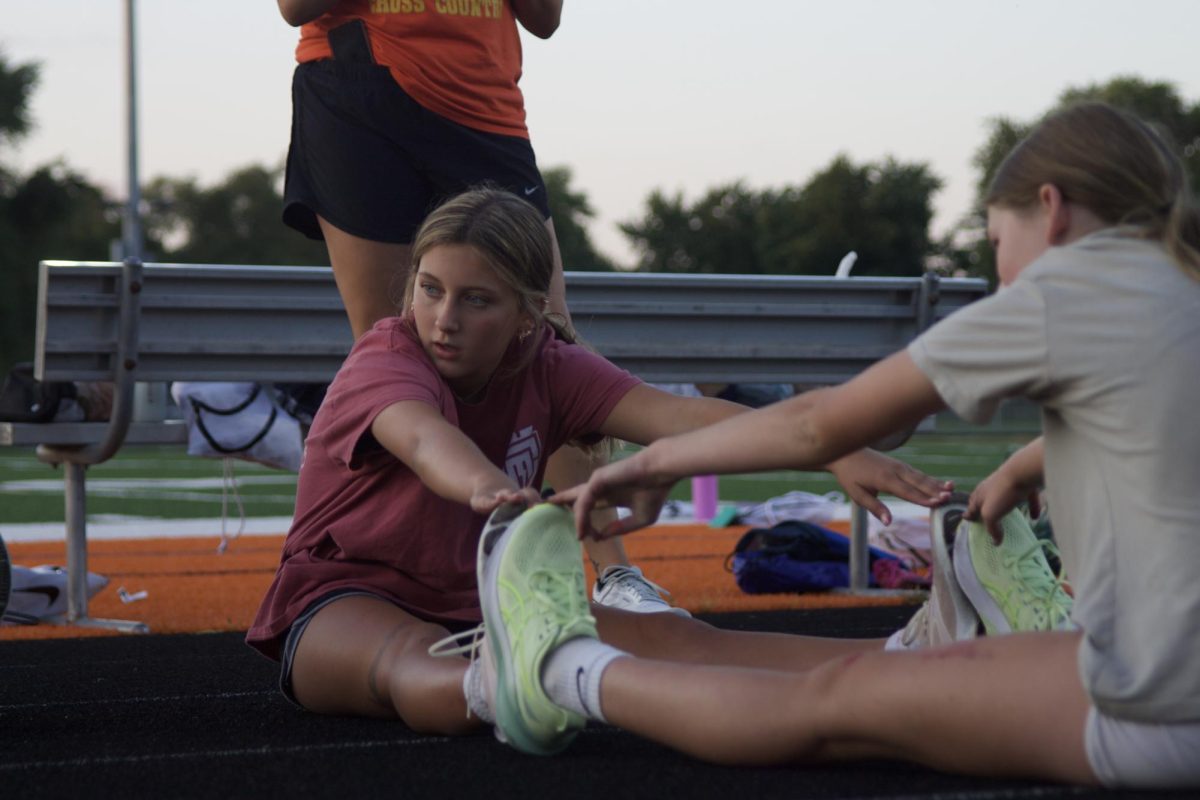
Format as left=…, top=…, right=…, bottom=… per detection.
left=246, top=318, right=639, bottom=659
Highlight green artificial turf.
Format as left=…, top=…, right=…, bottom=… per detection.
left=1, top=425, right=1037, bottom=524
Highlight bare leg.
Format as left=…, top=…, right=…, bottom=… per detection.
left=317, top=216, right=412, bottom=339
left=544, top=217, right=569, bottom=322
left=599, top=630, right=1096, bottom=783
left=593, top=603, right=882, bottom=671
left=290, top=595, right=481, bottom=735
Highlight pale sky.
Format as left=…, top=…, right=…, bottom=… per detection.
left=4, top=1, right=1199, bottom=267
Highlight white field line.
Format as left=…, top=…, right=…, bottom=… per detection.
left=1, top=476, right=295, bottom=491
left=0, top=471, right=931, bottom=543
left=0, top=516, right=294, bottom=542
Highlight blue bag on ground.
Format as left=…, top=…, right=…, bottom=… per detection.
left=726, top=520, right=899, bottom=593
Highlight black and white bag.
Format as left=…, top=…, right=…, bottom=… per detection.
left=170, top=382, right=303, bottom=472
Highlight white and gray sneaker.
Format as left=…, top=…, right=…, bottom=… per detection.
left=592, top=565, right=691, bottom=617
left=891, top=494, right=981, bottom=650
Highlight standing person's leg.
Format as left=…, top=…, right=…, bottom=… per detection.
left=596, top=631, right=1095, bottom=783
left=317, top=217, right=411, bottom=339
left=283, top=61, right=436, bottom=339
left=288, top=594, right=482, bottom=735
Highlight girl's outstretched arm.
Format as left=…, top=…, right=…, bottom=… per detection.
left=557, top=351, right=947, bottom=538
left=597, top=383, right=747, bottom=445
left=372, top=401, right=541, bottom=514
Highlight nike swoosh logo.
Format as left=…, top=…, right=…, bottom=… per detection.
left=575, top=666, right=592, bottom=717
left=22, top=585, right=61, bottom=609
left=523, top=186, right=539, bottom=196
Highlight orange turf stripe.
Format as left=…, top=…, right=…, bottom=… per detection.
left=1, top=520, right=915, bottom=641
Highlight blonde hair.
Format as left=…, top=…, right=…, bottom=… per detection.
left=403, top=188, right=613, bottom=459
left=986, top=102, right=1200, bottom=280
left=403, top=186, right=575, bottom=373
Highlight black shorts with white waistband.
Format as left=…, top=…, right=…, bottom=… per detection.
left=282, top=56, right=551, bottom=245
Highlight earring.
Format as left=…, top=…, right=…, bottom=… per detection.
left=519, top=327, right=532, bottom=343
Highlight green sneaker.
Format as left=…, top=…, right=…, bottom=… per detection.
left=952, top=509, right=1074, bottom=635
left=477, top=502, right=596, bottom=755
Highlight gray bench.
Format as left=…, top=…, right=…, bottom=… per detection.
left=1, top=259, right=988, bottom=631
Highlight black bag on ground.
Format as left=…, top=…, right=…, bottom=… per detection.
left=726, top=520, right=899, bottom=594
left=0, top=362, right=76, bottom=423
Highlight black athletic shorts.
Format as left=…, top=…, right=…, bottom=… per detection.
left=283, top=53, right=551, bottom=244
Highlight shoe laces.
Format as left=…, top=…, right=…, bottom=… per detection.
left=510, top=567, right=593, bottom=634
left=986, top=539, right=1074, bottom=631
left=502, top=568, right=593, bottom=732
left=428, top=623, right=490, bottom=723
left=428, top=622, right=486, bottom=659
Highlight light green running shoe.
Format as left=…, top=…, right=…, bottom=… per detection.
left=477, top=502, right=597, bottom=756
left=952, top=509, right=1074, bottom=635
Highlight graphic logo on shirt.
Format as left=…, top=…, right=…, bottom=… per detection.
left=504, top=425, right=542, bottom=487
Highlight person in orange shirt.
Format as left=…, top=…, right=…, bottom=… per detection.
left=275, top=1, right=677, bottom=613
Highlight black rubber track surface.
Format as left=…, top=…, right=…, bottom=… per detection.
left=0, top=607, right=1185, bottom=799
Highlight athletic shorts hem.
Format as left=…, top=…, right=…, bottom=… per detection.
left=278, top=588, right=381, bottom=707
left=283, top=60, right=549, bottom=246
left=1084, top=705, right=1200, bottom=788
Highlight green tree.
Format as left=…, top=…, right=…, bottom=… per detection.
left=619, top=182, right=772, bottom=274
left=0, top=51, right=42, bottom=364
left=543, top=166, right=613, bottom=271
left=0, top=50, right=38, bottom=147
left=0, top=163, right=123, bottom=368
left=620, top=156, right=941, bottom=277
left=142, top=164, right=328, bottom=266
left=2, top=54, right=124, bottom=367
left=948, top=76, right=1200, bottom=285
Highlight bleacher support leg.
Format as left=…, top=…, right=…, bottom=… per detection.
left=848, top=501, right=870, bottom=591
left=62, top=461, right=149, bottom=634
left=835, top=500, right=928, bottom=600
left=64, top=462, right=89, bottom=622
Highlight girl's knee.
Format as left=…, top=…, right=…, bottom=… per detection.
left=379, top=630, right=477, bottom=735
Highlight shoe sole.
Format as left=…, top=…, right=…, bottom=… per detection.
left=477, top=503, right=581, bottom=756
left=930, top=494, right=981, bottom=641
left=952, top=523, right=1012, bottom=635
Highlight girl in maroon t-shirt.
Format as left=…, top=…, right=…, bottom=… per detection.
left=247, top=187, right=951, bottom=733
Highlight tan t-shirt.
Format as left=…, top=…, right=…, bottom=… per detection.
left=910, top=228, right=1200, bottom=723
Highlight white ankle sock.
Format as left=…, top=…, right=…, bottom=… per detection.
left=462, top=657, right=495, bottom=724
left=541, top=638, right=625, bottom=723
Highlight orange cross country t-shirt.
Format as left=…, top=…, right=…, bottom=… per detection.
left=295, top=0, right=529, bottom=138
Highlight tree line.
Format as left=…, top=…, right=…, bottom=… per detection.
left=2, top=50, right=1197, bottom=369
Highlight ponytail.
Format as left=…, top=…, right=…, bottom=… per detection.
left=1163, top=191, right=1200, bottom=280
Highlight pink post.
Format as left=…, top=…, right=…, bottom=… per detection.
left=691, top=474, right=719, bottom=521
